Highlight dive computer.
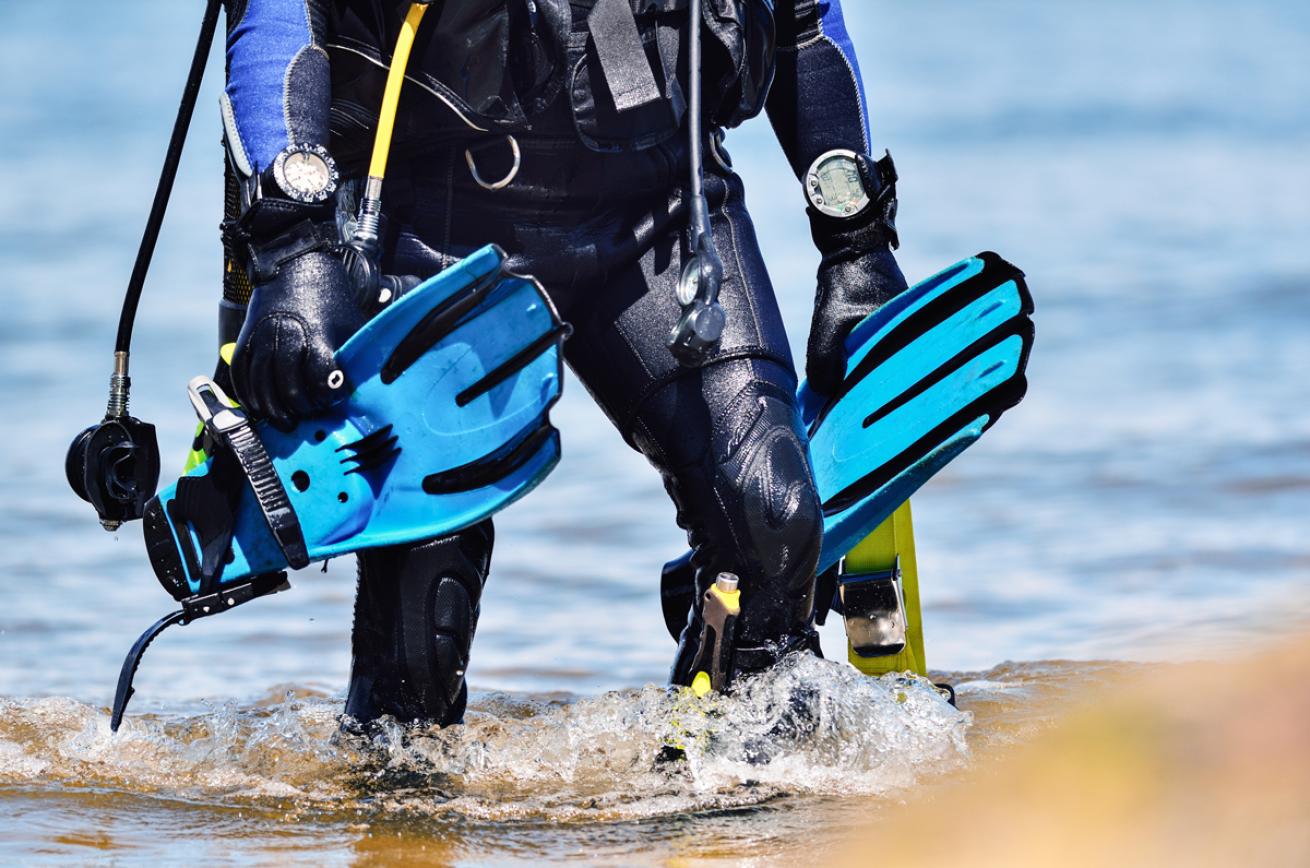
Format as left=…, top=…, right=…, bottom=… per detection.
left=804, top=148, right=871, bottom=219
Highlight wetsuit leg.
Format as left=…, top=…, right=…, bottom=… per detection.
left=380, top=148, right=824, bottom=687
left=648, top=356, right=824, bottom=682
left=560, top=170, right=825, bottom=683
left=344, top=520, right=493, bottom=726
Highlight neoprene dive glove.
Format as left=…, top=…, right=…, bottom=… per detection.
left=806, top=152, right=908, bottom=398
left=230, top=220, right=369, bottom=430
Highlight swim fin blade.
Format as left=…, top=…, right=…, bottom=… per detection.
left=660, top=252, right=1033, bottom=642
left=143, top=245, right=568, bottom=600
left=803, top=250, right=1033, bottom=572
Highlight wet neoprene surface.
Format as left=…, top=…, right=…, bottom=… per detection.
left=379, top=111, right=824, bottom=684
left=223, top=0, right=886, bottom=704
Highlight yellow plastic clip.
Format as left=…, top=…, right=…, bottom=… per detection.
left=690, top=671, right=712, bottom=698
left=844, top=501, right=928, bottom=677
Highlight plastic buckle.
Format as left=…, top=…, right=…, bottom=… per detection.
left=837, top=555, right=908, bottom=658
left=187, top=376, right=245, bottom=436
left=185, top=375, right=311, bottom=570
left=180, top=571, right=291, bottom=623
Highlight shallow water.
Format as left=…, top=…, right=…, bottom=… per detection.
left=0, top=656, right=1094, bottom=864
left=1, top=0, right=1308, bottom=862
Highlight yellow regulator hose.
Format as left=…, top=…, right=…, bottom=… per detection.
left=353, top=1, right=430, bottom=255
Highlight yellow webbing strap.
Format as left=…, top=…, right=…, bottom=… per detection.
left=367, top=2, right=429, bottom=182
left=844, top=500, right=929, bottom=677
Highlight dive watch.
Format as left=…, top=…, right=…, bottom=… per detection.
left=271, top=143, right=339, bottom=204
left=804, top=148, right=870, bottom=219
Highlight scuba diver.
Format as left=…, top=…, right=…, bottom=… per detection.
left=68, top=0, right=1031, bottom=732
left=215, top=0, right=908, bottom=727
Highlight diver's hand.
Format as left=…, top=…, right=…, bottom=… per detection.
left=231, top=247, right=367, bottom=429
left=806, top=153, right=908, bottom=397
left=808, top=247, right=907, bottom=397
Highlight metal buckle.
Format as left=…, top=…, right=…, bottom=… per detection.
left=837, top=555, right=909, bottom=658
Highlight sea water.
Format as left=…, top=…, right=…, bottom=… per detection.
left=0, top=0, right=1307, bottom=862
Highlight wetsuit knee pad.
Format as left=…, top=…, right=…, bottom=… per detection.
left=710, top=376, right=824, bottom=627
left=345, top=521, right=493, bottom=728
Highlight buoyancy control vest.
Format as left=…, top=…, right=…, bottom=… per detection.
left=325, top=0, right=775, bottom=162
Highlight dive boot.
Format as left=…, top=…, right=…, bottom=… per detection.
left=344, top=521, right=493, bottom=727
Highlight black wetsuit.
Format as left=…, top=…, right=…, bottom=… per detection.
left=221, top=0, right=905, bottom=724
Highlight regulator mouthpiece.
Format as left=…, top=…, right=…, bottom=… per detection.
left=66, top=416, right=161, bottom=531
left=66, top=353, right=161, bottom=530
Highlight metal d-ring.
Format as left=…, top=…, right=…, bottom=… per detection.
left=464, top=135, right=521, bottom=191
left=708, top=128, right=733, bottom=173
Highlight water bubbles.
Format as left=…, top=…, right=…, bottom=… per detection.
left=0, top=656, right=969, bottom=823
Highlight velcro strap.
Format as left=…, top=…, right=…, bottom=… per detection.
left=870, top=150, right=900, bottom=249
left=589, top=0, right=663, bottom=112
left=246, top=219, right=335, bottom=284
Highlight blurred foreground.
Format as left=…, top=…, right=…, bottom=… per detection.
left=832, top=635, right=1310, bottom=868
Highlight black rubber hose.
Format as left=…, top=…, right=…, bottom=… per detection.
left=114, top=0, right=223, bottom=354
left=686, top=0, right=708, bottom=243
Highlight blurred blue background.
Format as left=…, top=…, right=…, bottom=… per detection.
left=1, top=0, right=1307, bottom=708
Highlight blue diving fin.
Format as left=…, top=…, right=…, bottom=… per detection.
left=142, top=245, right=568, bottom=601
left=660, top=252, right=1033, bottom=640
left=803, top=250, right=1034, bottom=571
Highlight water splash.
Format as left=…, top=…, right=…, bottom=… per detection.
left=0, top=655, right=968, bottom=822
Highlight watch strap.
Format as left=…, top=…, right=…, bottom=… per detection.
left=860, top=150, right=900, bottom=249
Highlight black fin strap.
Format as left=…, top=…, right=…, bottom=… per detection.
left=189, top=378, right=310, bottom=571
left=223, top=423, right=310, bottom=569
left=110, top=610, right=185, bottom=732
left=109, top=572, right=290, bottom=732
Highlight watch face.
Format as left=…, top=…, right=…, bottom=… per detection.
left=805, top=149, right=871, bottom=219
left=274, top=144, right=338, bottom=203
